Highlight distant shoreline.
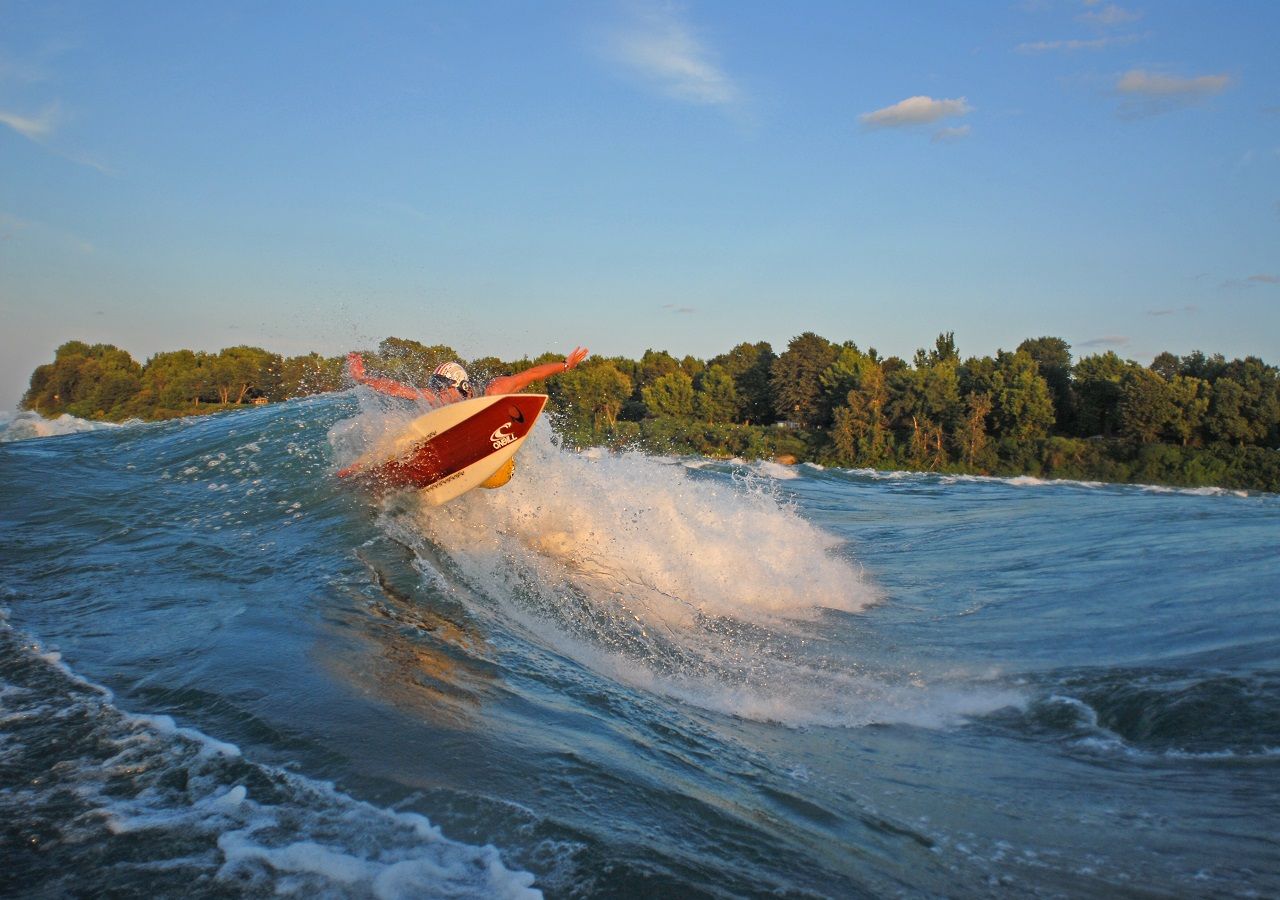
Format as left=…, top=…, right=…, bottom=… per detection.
left=15, top=334, right=1279, bottom=493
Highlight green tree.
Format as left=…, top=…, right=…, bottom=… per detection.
left=991, top=350, right=1055, bottom=445
left=694, top=365, right=739, bottom=423
left=1180, top=350, right=1227, bottom=382
left=22, top=341, right=143, bottom=419
left=554, top=363, right=633, bottom=432
left=929, top=331, right=959, bottom=365
left=642, top=371, right=695, bottom=419
left=708, top=341, right=776, bottom=424
left=772, top=332, right=838, bottom=428
left=1073, top=351, right=1135, bottom=437
left=1150, top=351, right=1180, bottom=381
left=210, top=346, right=280, bottom=405
left=1018, top=336, right=1074, bottom=432
left=958, top=392, right=995, bottom=470
left=1221, top=357, right=1280, bottom=446
left=1166, top=375, right=1210, bottom=447
left=637, top=349, right=682, bottom=390
left=278, top=353, right=344, bottom=399
left=1119, top=367, right=1177, bottom=444
left=882, top=356, right=959, bottom=470
left=1205, top=378, right=1261, bottom=446
left=680, top=355, right=705, bottom=379
left=831, top=355, right=893, bottom=467
left=817, top=343, right=870, bottom=429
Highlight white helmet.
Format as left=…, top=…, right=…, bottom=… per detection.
left=429, top=361, right=472, bottom=397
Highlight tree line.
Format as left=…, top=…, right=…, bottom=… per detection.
left=21, top=333, right=1280, bottom=491
left=22, top=341, right=346, bottom=420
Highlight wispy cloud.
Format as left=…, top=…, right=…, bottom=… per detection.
left=1080, top=3, right=1141, bottom=27
left=1115, top=69, right=1232, bottom=118
left=860, top=95, right=972, bottom=129
left=931, top=125, right=971, bottom=143
left=662, top=303, right=696, bottom=314
left=598, top=5, right=739, bottom=107
left=1, top=52, right=114, bottom=175
left=1219, top=274, right=1278, bottom=290
left=1080, top=335, right=1130, bottom=348
left=1117, top=69, right=1231, bottom=98
left=1146, top=305, right=1198, bottom=317
left=1016, top=33, right=1142, bottom=53
left=0, top=210, right=95, bottom=254
left=0, top=104, right=58, bottom=141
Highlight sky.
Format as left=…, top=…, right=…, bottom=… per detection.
left=1, top=0, right=1277, bottom=409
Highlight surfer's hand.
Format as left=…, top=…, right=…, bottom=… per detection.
left=565, top=347, right=589, bottom=371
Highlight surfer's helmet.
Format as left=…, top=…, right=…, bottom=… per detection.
left=429, top=361, right=472, bottom=397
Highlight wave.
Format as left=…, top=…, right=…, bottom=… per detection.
left=334, top=410, right=1020, bottom=730
left=989, top=668, right=1280, bottom=762
left=0, top=409, right=127, bottom=443
left=823, top=465, right=1261, bottom=499
left=0, top=613, right=539, bottom=899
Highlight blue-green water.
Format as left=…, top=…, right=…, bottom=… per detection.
left=1, top=396, right=1277, bottom=897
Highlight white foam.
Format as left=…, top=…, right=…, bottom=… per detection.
left=403, top=427, right=876, bottom=627
left=1, top=618, right=541, bottom=898
left=0, top=409, right=121, bottom=442
left=362, top=427, right=1032, bottom=730
left=128, top=712, right=242, bottom=758
left=581, top=644, right=1025, bottom=729
left=751, top=460, right=802, bottom=480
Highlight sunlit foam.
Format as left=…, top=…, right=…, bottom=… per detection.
left=0, top=410, right=122, bottom=442
left=360, top=422, right=1018, bottom=729
left=405, top=426, right=875, bottom=626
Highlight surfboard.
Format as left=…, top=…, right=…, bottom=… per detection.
left=338, top=393, right=547, bottom=506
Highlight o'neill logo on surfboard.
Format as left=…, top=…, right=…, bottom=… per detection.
left=491, top=422, right=517, bottom=449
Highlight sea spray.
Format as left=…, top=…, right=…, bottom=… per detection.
left=0, top=409, right=124, bottom=442
left=373, top=426, right=1020, bottom=728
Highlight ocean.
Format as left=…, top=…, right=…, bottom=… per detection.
left=1, top=395, right=1277, bottom=898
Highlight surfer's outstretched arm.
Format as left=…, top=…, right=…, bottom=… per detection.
left=485, top=347, right=590, bottom=395
left=346, top=352, right=424, bottom=401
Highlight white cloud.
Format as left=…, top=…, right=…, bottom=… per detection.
left=860, top=95, right=972, bottom=129
left=1248, top=274, right=1279, bottom=284
left=1016, top=34, right=1141, bottom=53
left=1080, top=335, right=1130, bottom=348
left=1116, top=69, right=1231, bottom=98
left=1080, top=3, right=1141, bottom=27
left=600, top=5, right=738, bottom=107
left=932, top=125, right=972, bottom=143
left=0, top=104, right=58, bottom=141
left=1114, top=69, right=1232, bottom=118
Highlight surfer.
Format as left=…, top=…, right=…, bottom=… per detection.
left=346, top=347, right=589, bottom=405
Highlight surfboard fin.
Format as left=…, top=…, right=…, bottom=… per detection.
left=480, top=457, right=516, bottom=489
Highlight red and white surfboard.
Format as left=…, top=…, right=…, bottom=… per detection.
left=338, top=393, right=547, bottom=505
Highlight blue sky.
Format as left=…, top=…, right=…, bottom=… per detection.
left=1, top=0, right=1277, bottom=408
